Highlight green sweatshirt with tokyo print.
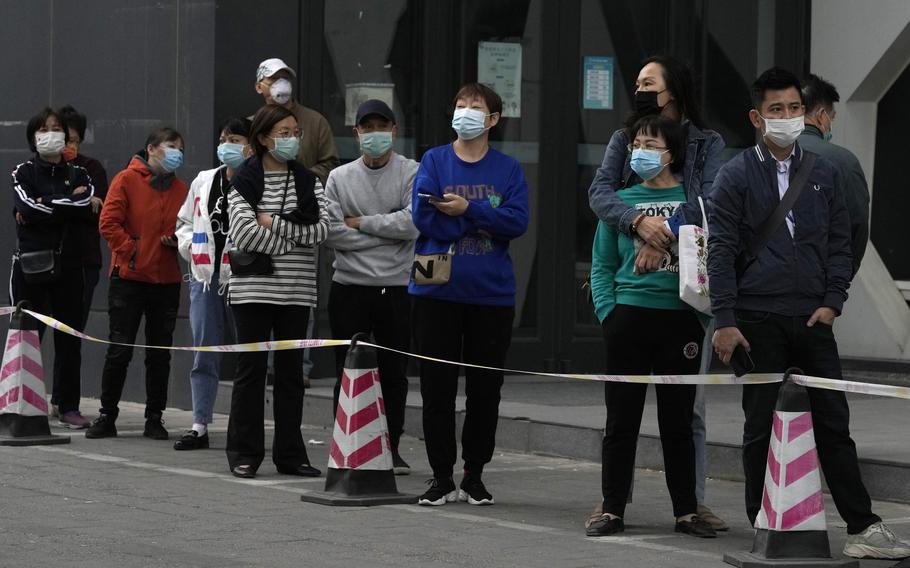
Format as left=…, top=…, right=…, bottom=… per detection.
left=590, top=183, right=692, bottom=323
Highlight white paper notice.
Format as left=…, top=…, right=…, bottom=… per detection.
left=345, top=83, right=395, bottom=126
left=478, top=42, right=522, bottom=118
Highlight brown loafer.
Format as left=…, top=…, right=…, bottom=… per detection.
left=697, top=505, right=729, bottom=531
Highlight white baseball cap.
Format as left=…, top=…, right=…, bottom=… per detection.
left=256, top=58, right=297, bottom=82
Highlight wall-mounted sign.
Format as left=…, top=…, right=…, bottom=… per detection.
left=478, top=41, right=522, bottom=118
left=583, top=56, right=614, bottom=110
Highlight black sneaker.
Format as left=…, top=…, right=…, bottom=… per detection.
left=458, top=475, right=494, bottom=505
left=675, top=515, right=717, bottom=538
left=418, top=477, right=456, bottom=506
left=173, top=430, right=209, bottom=450
left=586, top=514, right=625, bottom=537
left=143, top=413, right=169, bottom=440
left=85, top=414, right=117, bottom=439
left=392, top=450, right=410, bottom=476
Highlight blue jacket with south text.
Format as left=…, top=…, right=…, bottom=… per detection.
left=409, top=144, right=529, bottom=306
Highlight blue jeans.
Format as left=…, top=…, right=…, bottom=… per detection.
left=189, top=275, right=233, bottom=424
left=693, top=319, right=715, bottom=505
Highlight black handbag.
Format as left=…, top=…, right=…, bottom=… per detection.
left=19, top=248, right=62, bottom=284
left=228, top=249, right=273, bottom=275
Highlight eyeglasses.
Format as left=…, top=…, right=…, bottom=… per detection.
left=627, top=143, right=668, bottom=152
left=270, top=129, right=302, bottom=139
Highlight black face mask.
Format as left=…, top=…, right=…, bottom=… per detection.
left=634, top=90, right=664, bottom=116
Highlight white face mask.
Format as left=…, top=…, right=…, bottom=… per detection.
left=760, top=114, right=805, bottom=147
left=35, top=131, right=66, bottom=156
left=270, top=78, right=293, bottom=105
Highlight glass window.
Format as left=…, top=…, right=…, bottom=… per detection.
left=322, top=1, right=419, bottom=161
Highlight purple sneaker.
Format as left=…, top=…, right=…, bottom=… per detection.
left=59, top=411, right=91, bottom=429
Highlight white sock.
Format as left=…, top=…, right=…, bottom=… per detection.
left=192, top=423, right=207, bottom=435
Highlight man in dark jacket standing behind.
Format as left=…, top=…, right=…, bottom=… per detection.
left=798, top=74, right=870, bottom=278
left=707, top=67, right=910, bottom=560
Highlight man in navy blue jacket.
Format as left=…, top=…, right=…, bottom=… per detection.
left=707, top=68, right=910, bottom=560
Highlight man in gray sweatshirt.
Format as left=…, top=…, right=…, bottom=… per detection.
left=324, top=99, right=419, bottom=475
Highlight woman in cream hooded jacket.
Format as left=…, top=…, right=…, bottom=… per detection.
left=173, top=117, right=251, bottom=450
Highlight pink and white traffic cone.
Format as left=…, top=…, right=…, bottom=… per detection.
left=725, top=368, right=855, bottom=568
left=301, top=333, right=414, bottom=506
left=0, top=302, right=69, bottom=446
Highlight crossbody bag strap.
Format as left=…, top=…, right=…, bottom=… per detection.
left=278, top=169, right=290, bottom=213
left=746, top=152, right=817, bottom=259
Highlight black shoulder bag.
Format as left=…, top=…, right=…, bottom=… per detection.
left=228, top=169, right=290, bottom=276
left=736, top=152, right=817, bottom=276
left=18, top=163, right=78, bottom=284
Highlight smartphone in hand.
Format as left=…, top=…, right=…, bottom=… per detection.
left=730, top=344, right=755, bottom=377
left=417, top=193, right=442, bottom=204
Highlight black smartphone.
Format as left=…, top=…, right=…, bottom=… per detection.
left=730, top=344, right=755, bottom=377
left=417, top=193, right=442, bottom=204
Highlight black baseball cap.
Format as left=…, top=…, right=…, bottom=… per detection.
left=355, top=99, right=395, bottom=125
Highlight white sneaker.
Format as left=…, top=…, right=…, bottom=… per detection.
left=843, top=522, right=910, bottom=559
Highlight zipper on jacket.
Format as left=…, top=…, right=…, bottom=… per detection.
left=129, top=236, right=139, bottom=270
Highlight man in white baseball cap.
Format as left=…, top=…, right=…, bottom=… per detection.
left=253, top=57, right=339, bottom=186
left=252, top=57, right=340, bottom=390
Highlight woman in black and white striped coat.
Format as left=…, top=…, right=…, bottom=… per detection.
left=225, top=104, right=329, bottom=479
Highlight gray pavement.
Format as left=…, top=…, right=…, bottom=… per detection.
left=1, top=399, right=909, bottom=567
left=296, top=373, right=910, bottom=503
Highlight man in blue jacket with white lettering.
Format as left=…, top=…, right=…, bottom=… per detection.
left=708, top=68, right=909, bottom=560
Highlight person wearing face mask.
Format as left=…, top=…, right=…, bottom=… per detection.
left=10, top=107, right=95, bottom=430
left=410, top=83, right=529, bottom=507
left=253, top=58, right=339, bottom=187
left=585, top=54, right=728, bottom=532
left=588, top=55, right=725, bottom=273
left=172, top=117, right=253, bottom=451
left=798, top=74, right=870, bottom=278
left=708, top=67, right=910, bottom=560
left=253, top=57, right=338, bottom=388
left=587, top=115, right=715, bottom=539
left=57, top=106, right=109, bottom=332
left=323, top=99, right=419, bottom=475
left=224, top=104, right=329, bottom=479
left=87, top=127, right=189, bottom=441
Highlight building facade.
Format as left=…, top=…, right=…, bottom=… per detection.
left=0, top=1, right=907, bottom=408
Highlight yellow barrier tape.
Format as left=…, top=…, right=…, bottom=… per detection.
left=792, top=374, right=910, bottom=400
left=23, top=309, right=350, bottom=353
left=6, top=307, right=909, bottom=396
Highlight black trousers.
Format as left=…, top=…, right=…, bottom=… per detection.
left=10, top=261, right=85, bottom=414
left=600, top=304, right=703, bottom=518
left=98, top=276, right=180, bottom=417
left=736, top=310, right=880, bottom=534
left=412, top=296, right=514, bottom=479
left=226, top=303, right=311, bottom=471
left=328, top=282, right=410, bottom=449
left=81, top=266, right=101, bottom=330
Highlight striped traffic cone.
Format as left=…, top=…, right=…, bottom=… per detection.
left=724, top=369, right=856, bottom=568
left=0, top=302, right=69, bottom=446
left=301, top=333, right=414, bottom=506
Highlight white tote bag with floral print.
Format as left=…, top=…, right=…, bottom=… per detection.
left=678, top=196, right=711, bottom=315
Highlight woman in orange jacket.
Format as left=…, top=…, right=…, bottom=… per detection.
left=87, top=127, right=188, bottom=441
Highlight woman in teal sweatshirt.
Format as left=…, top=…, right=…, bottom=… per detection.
left=586, top=115, right=715, bottom=539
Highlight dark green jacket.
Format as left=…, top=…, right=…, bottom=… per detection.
left=798, top=125, right=870, bottom=277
